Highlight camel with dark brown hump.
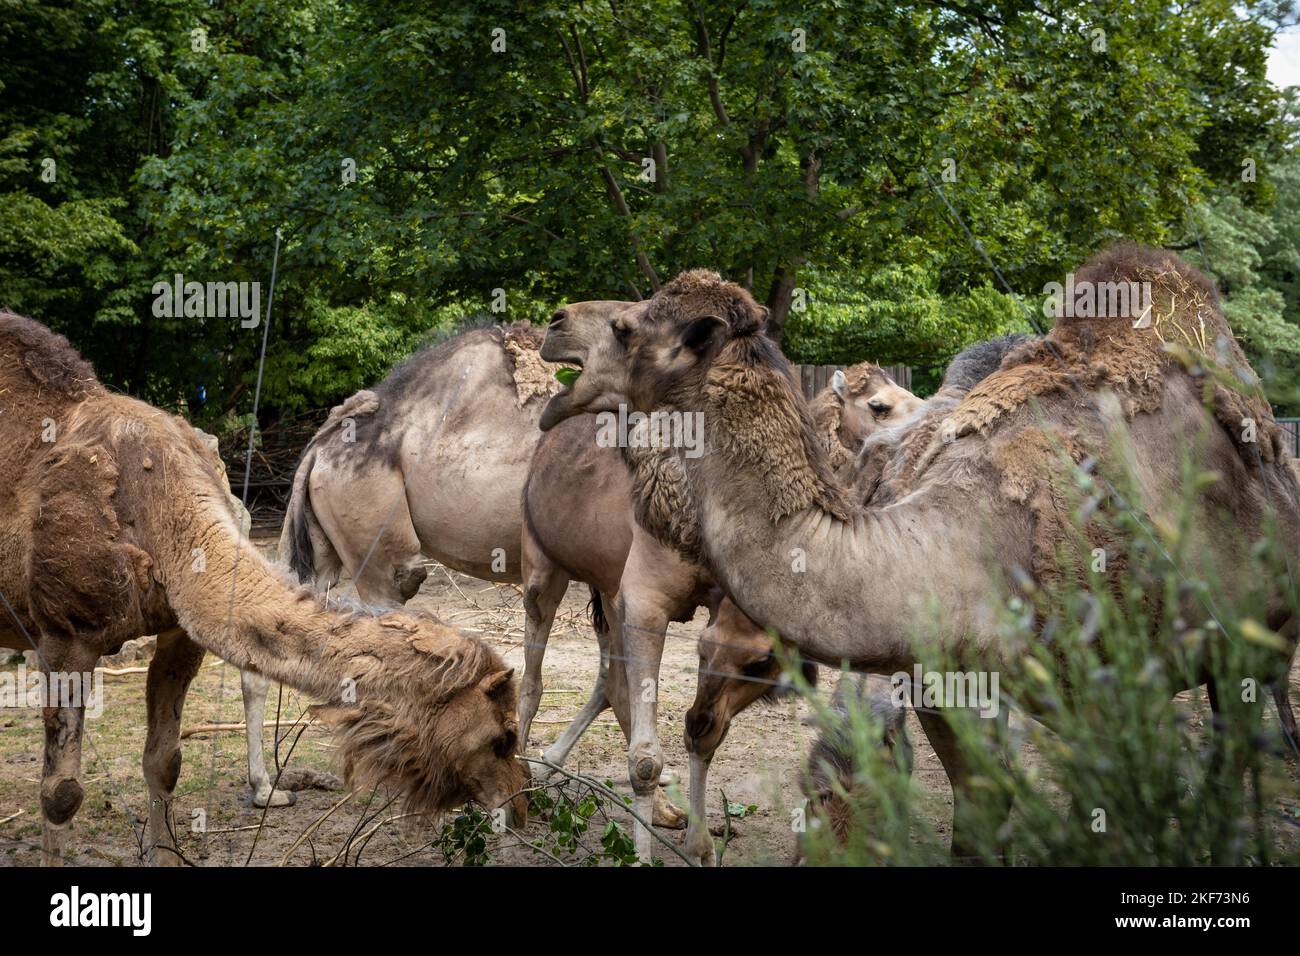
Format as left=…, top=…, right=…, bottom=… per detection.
left=271, top=315, right=917, bottom=838
left=538, top=244, right=1300, bottom=861
left=0, top=312, right=527, bottom=865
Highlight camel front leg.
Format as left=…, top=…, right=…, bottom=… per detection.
left=519, top=531, right=570, bottom=752
left=143, top=628, right=206, bottom=865
left=241, top=670, right=296, bottom=808
left=683, top=752, right=716, bottom=866
left=914, top=706, right=1011, bottom=864
left=616, top=590, right=671, bottom=863
left=37, top=637, right=100, bottom=866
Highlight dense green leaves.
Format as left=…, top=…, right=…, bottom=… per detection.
left=1, top=0, right=1296, bottom=418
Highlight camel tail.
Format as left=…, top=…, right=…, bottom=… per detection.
left=279, top=391, right=378, bottom=585
left=279, top=445, right=314, bottom=582
left=588, top=588, right=607, bottom=635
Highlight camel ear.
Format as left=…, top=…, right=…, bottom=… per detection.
left=479, top=668, right=513, bottom=700
left=831, top=369, right=848, bottom=401
left=681, top=315, right=727, bottom=354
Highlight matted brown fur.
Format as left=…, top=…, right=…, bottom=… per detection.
left=704, top=341, right=857, bottom=524
left=878, top=245, right=1283, bottom=588
left=944, top=244, right=1280, bottom=459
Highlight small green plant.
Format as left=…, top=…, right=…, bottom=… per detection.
left=437, top=809, right=492, bottom=867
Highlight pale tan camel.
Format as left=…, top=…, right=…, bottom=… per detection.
left=538, top=244, right=1300, bottom=859
left=0, top=312, right=527, bottom=865
left=684, top=335, right=1022, bottom=861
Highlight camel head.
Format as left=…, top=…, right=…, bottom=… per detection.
left=317, top=654, right=531, bottom=828
left=540, top=271, right=765, bottom=429
left=538, top=299, right=642, bottom=430
left=829, top=365, right=923, bottom=447
left=684, top=594, right=816, bottom=759
left=436, top=666, right=532, bottom=826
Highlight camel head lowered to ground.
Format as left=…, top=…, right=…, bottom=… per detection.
left=0, top=312, right=527, bottom=864
left=540, top=246, right=1300, bottom=858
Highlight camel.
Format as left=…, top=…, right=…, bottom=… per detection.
left=537, top=244, right=1300, bottom=859
left=272, top=315, right=917, bottom=846
left=528, top=358, right=916, bottom=862
left=682, top=335, right=1022, bottom=861
left=0, top=312, right=527, bottom=865
left=797, top=672, right=913, bottom=861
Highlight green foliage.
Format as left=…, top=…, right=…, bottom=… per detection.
left=1, top=0, right=1295, bottom=418
left=437, top=808, right=493, bottom=866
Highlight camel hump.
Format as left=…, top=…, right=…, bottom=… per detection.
left=322, top=389, right=381, bottom=429
left=500, top=323, right=568, bottom=407
left=0, top=310, right=103, bottom=400
left=944, top=244, right=1277, bottom=456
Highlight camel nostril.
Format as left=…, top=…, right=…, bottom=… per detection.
left=549, top=309, right=568, bottom=327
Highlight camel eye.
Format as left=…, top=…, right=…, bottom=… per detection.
left=868, top=400, right=891, bottom=416
left=610, top=320, right=631, bottom=344
left=493, top=730, right=516, bottom=758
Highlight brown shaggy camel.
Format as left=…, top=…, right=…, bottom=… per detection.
left=0, top=312, right=527, bottom=865
left=273, top=314, right=916, bottom=842
left=538, top=244, right=1300, bottom=859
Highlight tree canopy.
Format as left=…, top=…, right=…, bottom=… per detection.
left=2, top=0, right=1297, bottom=417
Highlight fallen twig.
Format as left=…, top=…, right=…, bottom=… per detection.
left=277, top=788, right=359, bottom=867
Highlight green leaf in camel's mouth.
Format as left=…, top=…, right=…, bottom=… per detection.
left=555, top=367, right=581, bottom=388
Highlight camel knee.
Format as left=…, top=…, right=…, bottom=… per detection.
left=628, top=744, right=662, bottom=793
left=395, top=562, right=428, bottom=602
left=41, top=778, right=84, bottom=826
left=144, top=748, right=183, bottom=795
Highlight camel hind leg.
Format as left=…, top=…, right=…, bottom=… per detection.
left=143, top=628, right=206, bottom=865
left=309, top=465, right=426, bottom=607
left=541, top=591, right=616, bottom=768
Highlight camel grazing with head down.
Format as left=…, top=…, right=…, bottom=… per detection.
left=538, top=244, right=1300, bottom=860
left=272, top=315, right=916, bottom=848
left=0, top=312, right=527, bottom=865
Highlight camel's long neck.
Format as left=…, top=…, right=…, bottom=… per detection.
left=156, top=492, right=481, bottom=706
left=685, top=353, right=1000, bottom=669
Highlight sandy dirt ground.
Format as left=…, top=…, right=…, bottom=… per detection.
left=1, top=535, right=1298, bottom=867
